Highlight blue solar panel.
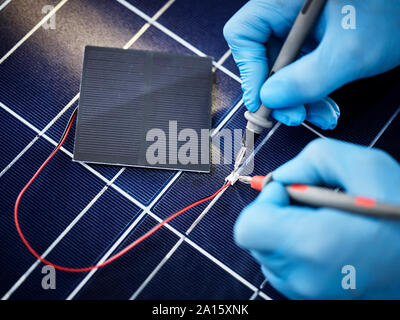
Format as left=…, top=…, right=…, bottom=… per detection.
left=0, top=0, right=399, bottom=301
left=0, top=0, right=59, bottom=57
left=0, top=107, right=36, bottom=170
left=10, top=186, right=144, bottom=300
left=74, top=216, right=181, bottom=300
left=136, top=242, right=254, bottom=300
left=0, top=137, right=106, bottom=294
left=321, top=68, right=400, bottom=146
left=155, top=0, right=247, bottom=58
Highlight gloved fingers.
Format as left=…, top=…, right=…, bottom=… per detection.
left=304, top=97, right=340, bottom=130
left=268, top=36, right=317, bottom=67
left=259, top=260, right=307, bottom=300
left=255, top=181, right=289, bottom=205
left=223, top=0, right=303, bottom=112
left=259, top=265, right=295, bottom=299
left=250, top=250, right=287, bottom=290
left=235, top=53, right=269, bottom=113
left=271, top=105, right=306, bottom=126
left=259, top=38, right=354, bottom=110
left=262, top=39, right=337, bottom=129
left=249, top=206, right=395, bottom=300
left=251, top=250, right=287, bottom=282
left=272, top=138, right=400, bottom=198
left=258, top=259, right=298, bottom=299
left=234, top=182, right=315, bottom=252
left=269, top=96, right=340, bottom=128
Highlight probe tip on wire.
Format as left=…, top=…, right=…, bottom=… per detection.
left=238, top=176, right=252, bottom=184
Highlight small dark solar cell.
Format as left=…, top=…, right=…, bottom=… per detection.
left=73, top=46, right=213, bottom=172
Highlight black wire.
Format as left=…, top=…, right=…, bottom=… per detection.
left=51, top=107, right=78, bottom=152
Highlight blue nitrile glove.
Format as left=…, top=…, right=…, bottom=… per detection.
left=235, top=138, right=400, bottom=299
left=223, top=0, right=400, bottom=129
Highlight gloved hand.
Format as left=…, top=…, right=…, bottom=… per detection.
left=235, top=138, right=400, bottom=299
left=223, top=0, right=400, bottom=129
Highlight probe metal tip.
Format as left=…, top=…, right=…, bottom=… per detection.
left=233, top=129, right=257, bottom=172
left=238, top=176, right=252, bottom=184
left=233, top=145, right=247, bottom=172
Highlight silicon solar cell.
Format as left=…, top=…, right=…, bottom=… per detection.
left=74, top=46, right=213, bottom=172
left=0, top=0, right=400, bottom=301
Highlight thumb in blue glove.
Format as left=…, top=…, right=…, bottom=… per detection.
left=235, top=138, right=400, bottom=299
left=223, top=0, right=400, bottom=129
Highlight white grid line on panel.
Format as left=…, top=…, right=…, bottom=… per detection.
left=123, top=0, right=176, bottom=49
left=0, top=0, right=68, bottom=64
left=301, top=122, right=326, bottom=139
left=0, top=0, right=12, bottom=13
left=1, top=168, right=125, bottom=300
left=66, top=173, right=182, bottom=300
left=129, top=184, right=231, bottom=300
left=116, top=0, right=242, bottom=82
left=129, top=238, right=185, bottom=300
left=249, top=279, right=268, bottom=300
left=0, top=94, right=79, bottom=178
left=212, top=49, right=231, bottom=72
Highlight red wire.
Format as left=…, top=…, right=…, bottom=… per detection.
left=14, top=111, right=231, bottom=272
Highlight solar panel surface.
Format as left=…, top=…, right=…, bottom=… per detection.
left=0, top=0, right=399, bottom=300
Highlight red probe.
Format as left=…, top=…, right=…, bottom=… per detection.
left=238, top=174, right=400, bottom=219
